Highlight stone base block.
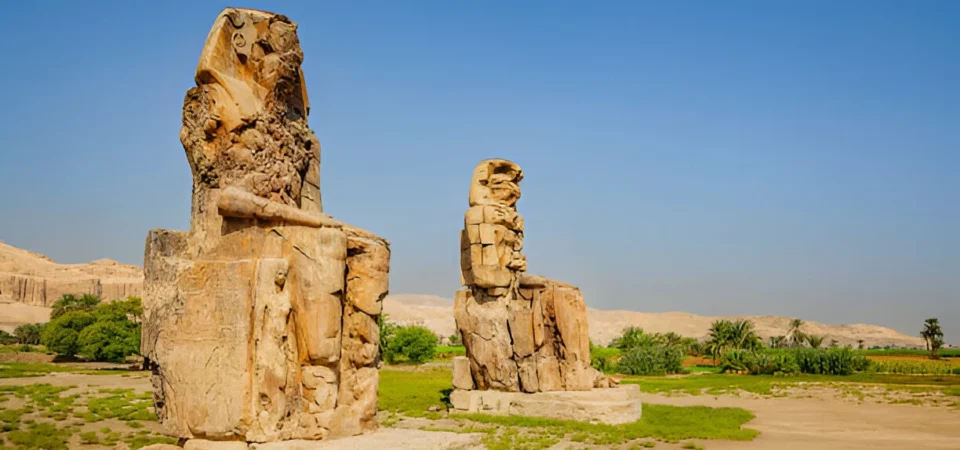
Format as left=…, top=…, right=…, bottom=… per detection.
left=183, top=429, right=482, bottom=450
left=449, top=384, right=642, bottom=425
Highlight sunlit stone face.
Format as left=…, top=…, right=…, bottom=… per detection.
left=468, top=159, right=523, bottom=207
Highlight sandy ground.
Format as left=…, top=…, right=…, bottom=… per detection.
left=638, top=392, right=960, bottom=450
left=0, top=371, right=152, bottom=390
left=3, top=372, right=958, bottom=449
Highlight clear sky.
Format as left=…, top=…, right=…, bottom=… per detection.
left=0, top=1, right=956, bottom=341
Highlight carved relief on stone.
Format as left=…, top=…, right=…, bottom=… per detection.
left=454, top=159, right=612, bottom=393
left=141, top=8, right=389, bottom=444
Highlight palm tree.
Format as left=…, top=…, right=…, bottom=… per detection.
left=857, top=339, right=865, bottom=350
left=706, top=320, right=734, bottom=360
left=768, top=335, right=787, bottom=348
left=921, top=318, right=945, bottom=359
left=806, top=334, right=825, bottom=349
left=662, top=331, right=684, bottom=347
left=788, top=319, right=807, bottom=348
left=612, top=326, right=660, bottom=350
left=706, top=319, right=762, bottom=360
left=730, top=319, right=762, bottom=350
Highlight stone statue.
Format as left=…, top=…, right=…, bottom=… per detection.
left=141, top=8, right=389, bottom=443
left=453, top=159, right=612, bottom=393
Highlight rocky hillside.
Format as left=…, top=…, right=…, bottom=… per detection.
left=384, top=294, right=925, bottom=348
left=0, top=242, right=925, bottom=347
left=0, top=241, right=143, bottom=331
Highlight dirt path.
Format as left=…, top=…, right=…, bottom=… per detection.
left=0, top=372, right=152, bottom=390
left=640, top=392, right=960, bottom=450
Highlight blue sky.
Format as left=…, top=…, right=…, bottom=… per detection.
left=0, top=1, right=956, bottom=341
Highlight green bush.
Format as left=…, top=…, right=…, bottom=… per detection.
left=720, top=350, right=799, bottom=375
left=720, top=348, right=869, bottom=375
left=616, top=344, right=684, bottom=375
left=41, top=296, right=142, bottom=362
left=383, top=325, right=438, bottom=364
left=50, top=294, right=101, bottom=320
left=41, top=311, right=95, bottom=356
left=13, top=324, right=44, bottom=345
left=0, top=330, right=16, bottom=345
left=590, top=345, right=620, bottom=373
left=793, top=347, right=869, bottom=375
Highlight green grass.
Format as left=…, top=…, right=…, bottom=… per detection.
left=379, top=366, right=759, bottom=446
left=0, top=362, right=135, bottom=378
left=862, top=348, right=960, bottom=358
left=435, top=345, right=467, bottom=357
left=621, top=372, right=960, bottom=397
left=456, top=404, right=757, bottom=444
left=7, top=422, right=74, bottom=450
left=379, top=366, right=452, bottom=418
left=0, top=382, right=172, bottom=450
left=0, top=344, right=49, bottom=354
left=85, top=389, right=155, bottom=421
left=685, top=365, right=721, bottom=374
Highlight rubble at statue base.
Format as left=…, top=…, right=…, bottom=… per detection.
left=452, top=159, right=615, bottom=393
left=140, top=8, right=389, bottom=443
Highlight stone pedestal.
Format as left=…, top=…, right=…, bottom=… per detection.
left=449, top=384, right=643, bottom=425
left=184, top=429, right=483, bottom=450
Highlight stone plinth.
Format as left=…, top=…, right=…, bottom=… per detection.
left=183, top=429, right=483, bottom=450
left=449, top=384, right=642, bottom=425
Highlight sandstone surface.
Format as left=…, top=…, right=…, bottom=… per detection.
left=140, top=8, right=389, bottom=444
left=449, top=384, right=642, bottom=425
left=454, top=159, right=611, bottom=393
left=0, top=240, right=143, bottom=310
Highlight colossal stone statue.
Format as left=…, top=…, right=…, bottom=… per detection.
left=453, top=159, right=611, bottom=393
left=141, top=8, right=389, bottom=443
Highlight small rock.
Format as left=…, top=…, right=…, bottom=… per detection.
left=139, top=445, right=184, bottom=450
left=427, top=405, right=440, bottom=412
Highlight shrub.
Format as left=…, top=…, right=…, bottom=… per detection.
left=720, top=350, right=799, bottom=375
left=590, top=344, right=621, bottom=373
left=41, top=297, right=142, bottom=362
left=616, top=344, right=684, bottom=375
left=13, top=324, right=44, bottom=345
left=41, top=311, right=95, bottom=356
left=378, top=314, right=399, bottom=356
left=720, top=348, right=868, bottom=375
left=612, top=327, right=664, bottom=350
left=50, top=294, right=101, bottom=320
left=383, top=325, right=437, bottom=364
left=0, top=330, right=16, bottom=345
left=793, top=347, right=868, bottom=375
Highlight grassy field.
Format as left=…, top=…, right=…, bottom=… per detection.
left=379, top=365, right=759, bottom=448
left=862, top=348, right=960, bottom=358
left=0, top=362, right=136, bottom=379
left=0, top=382, right=175, bottom=450
left=620, top=372, right=960, bottom=397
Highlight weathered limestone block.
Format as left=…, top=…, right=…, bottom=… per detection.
left=142, top=7, right=389, bottom=445
left=453, top=159, right=612, bottom=394
left=452, top=356, right=475, bottom=390
left=449, top=385, right=642, bottom=425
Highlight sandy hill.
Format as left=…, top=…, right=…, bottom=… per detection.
left=0, top=242, right=926, bottom=348
left=384, top=294, right=925, bottom=348
left=0, top=241, right=143, bottom=332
